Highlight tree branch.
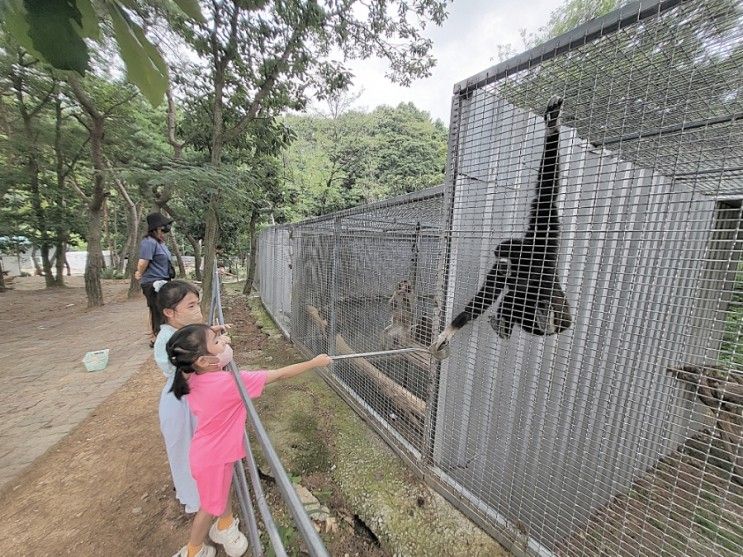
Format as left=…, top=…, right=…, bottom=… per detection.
left=102, top=91, right=138, bottom=117
left=71, top=112, right=91, bottom=132
left=166, top=84, right=185, bottom=157
left=69, top=175, right=89, bottom=201
left=28, top=85, right=55, bottom=119
left=62, top=137, right=91, bottom=179
left=224, top=26, right=304, bottom=144
left=105, top=157, right=135, bottom=208
left=67, top=74, right=103, bottom=120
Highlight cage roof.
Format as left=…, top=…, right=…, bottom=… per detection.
left=455, top=0, right=743, bottom=198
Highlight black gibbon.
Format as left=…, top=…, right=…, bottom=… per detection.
left=430, top=95, right=572, bottom=360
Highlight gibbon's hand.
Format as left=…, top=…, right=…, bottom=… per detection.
left=429, top=325, right=455, bottom=360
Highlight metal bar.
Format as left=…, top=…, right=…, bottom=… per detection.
left=241, top=431, right=287, bottom=557
left=237, top=370, right=330, bottom=557
left=212, top=264, right=329, bottom=557
left=421, top=89, right=465, bottom=465
left=232, top=464, right=263, bottom=557
left=453, top=0, right=684, bottom=94
left=328, top=218, right=341, bottom=358
left=291, top=185, right=445, bottom=227
left=593, top=112, right=743, bottom=147
left=329, top=347, right=430, bottom=361
left=673, top=165, right=743, bottom=179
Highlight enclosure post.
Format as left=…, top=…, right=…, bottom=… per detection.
left=328, top=218, right=341, bottom=357
left=422, top=91, right=464, bottom=465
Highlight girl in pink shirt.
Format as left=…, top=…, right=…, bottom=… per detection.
left=167, top=323, right=331, bottom=557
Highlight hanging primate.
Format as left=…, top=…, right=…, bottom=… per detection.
left=430, top=96, right=572, bottom=360
left=383, top=280, right=433, bottom=348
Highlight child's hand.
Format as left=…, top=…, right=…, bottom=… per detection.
left=311, top=354, right=332, bottom=367
left=211, top=324, right=232, bottom=334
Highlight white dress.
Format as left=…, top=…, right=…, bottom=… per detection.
left=154, top=324, right=200, bottom=513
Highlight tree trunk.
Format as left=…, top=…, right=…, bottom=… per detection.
left=31, top=245, right=43, bottom=275
left=185, top=235, right=202, bottom=281
left=85, top=207, right=105, bottom=307
left=201, top=18, right=232, bottom=314
left=69, top=76, right=107, bottom=307
left=10, top=57, right=54, bottom=288
left=242, top=209, right=259, bottom=294
left=117, top=239, right=128, bottom=275
left=82, top=126, right=106, bottom=306
left=103, top=199, right=117, bottom=270
left=202, top=203, right=219, bottom=310
left=53, top=237, right=65, bottom=286
left=16, top=84, right=54, bottom=287
left=52, top=90, right=67, bottom=287
left=108, top=164, right=138, bottom=280
left=167, top=230, right=186, bottom=277
left=127, top=204, right=143, bottom=299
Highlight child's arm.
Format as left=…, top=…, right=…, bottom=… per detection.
left=265, top=354, right=332, bottom=384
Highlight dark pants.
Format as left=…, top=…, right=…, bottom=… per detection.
left=141, top=282, right=165, bottom=336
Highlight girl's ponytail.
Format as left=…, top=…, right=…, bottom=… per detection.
left=170, top=365, right=192, bottom=399
left=166, top=324, right=211, bottom=399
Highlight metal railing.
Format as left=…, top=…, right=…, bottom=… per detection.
left=207, top=263, right=329, bottom=557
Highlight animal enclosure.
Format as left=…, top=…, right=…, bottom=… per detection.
left=257, top=0, right=743, bottom=555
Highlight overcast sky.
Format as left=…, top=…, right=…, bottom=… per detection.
left=332, top=0, right=563, bottom=124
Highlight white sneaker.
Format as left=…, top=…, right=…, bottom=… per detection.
left=209, top=517, right=249, bottom=557
left=172, top=544, right=216, bottom=557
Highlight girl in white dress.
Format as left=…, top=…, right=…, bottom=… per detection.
left=153, top=280, right=230, bottom=513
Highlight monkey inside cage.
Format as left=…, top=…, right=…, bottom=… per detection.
left=257, top=0, right=743, bottom=555
left=288, top=189, right=445, bottom=447
left=428, top=0, right=743, bottom=555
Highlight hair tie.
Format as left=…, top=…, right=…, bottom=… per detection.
left=153, top=280, right=168, bottom=293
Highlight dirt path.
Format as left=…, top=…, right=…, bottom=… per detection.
left=0, top=282, right=389, bottom=556
left=0, top=281, right=504, bottom=556
left=0, top=277, right=152, bottom=491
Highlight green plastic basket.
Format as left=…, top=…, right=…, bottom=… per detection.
left=83, top=349, right=110, bottom=372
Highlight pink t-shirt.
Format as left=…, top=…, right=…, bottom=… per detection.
left=186, top=370, right=268, bottom=471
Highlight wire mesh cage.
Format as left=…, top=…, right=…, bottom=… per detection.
left=286, top=189, right=445, bottom=448
left=257, top=0, right=743, bottom=554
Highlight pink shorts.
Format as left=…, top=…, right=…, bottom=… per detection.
left=192, top=462, right=234, bottom=516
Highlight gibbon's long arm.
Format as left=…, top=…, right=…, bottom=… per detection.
left=430, top=95, right=570, bottom=360
left=451, top=257, right=509, bottom=329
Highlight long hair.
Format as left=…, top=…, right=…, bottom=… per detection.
left=155, top=280, right=200, bottom=333
left=167, top=324, right=211, bottom=399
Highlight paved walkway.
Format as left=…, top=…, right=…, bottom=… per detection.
left=0, top=292, right=153, bottom=492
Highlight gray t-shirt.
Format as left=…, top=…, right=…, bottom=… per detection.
left=139, top=236, right=172, bottom=285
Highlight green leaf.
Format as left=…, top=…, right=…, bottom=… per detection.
left=2, top=0, right=43, bottom=59
left=75, top=0, right=100, bottom=40
left=107, top=4, right=168, bottom=106
left=173, top=0, right=205, bottom=23
left=22, top=0, right=89, bottom=73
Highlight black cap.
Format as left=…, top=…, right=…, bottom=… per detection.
left=146, top=212, right=173, bottom=231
